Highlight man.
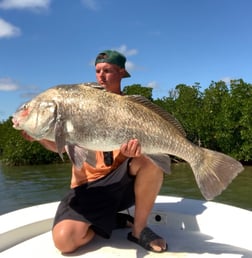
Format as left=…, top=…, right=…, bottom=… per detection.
left=23, top=50, right=168, bottom=253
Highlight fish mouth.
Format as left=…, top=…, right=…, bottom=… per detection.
left=12, top=117, right=19, bottom=128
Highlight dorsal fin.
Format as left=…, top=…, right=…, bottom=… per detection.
left=124, top=95, right=186, bottom=137
left=80, top=82, right=105, bottom=90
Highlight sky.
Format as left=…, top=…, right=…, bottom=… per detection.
left=0, top=0, right=252, bottom=121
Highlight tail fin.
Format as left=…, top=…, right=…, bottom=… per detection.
left=191, top=148, right=244, bottom=200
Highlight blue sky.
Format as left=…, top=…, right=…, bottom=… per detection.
left=0, top=0, right=252, bottom=121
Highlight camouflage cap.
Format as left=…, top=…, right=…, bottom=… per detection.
left=95, top=50, right=131, bottom=78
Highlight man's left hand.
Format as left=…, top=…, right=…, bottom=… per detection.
left=120, top=139, right=141, bottom=158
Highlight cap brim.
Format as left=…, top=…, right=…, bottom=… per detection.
left=123, top=70, right=131, bottom=78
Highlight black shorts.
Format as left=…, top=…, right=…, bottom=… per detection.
left=53, top=159, right=135, bottom=238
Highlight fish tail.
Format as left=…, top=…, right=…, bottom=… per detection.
left=191, top=148, right=244, bottom=200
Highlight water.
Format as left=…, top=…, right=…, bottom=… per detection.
left=160, top=163, right=252, bottom=210
left=0, top=163, right=72, bottom=215
left=0, top=162, right=251, bottom=215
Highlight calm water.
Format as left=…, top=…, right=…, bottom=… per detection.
left=0, top=162, right=251, bottom=215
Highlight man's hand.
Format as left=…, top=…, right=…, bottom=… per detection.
left=120, top=139, right=141, bottom=158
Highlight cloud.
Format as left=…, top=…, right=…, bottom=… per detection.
left=125, top=60, right=136, bottom=72
left=220, top=77, right=231, bottom=84
left=0, top=18, right=21, bottom=38
left=146, top=81, right=159, bottom=89
left=116, top=45, right=138, bottom=57
left=0, top=0, right=51, bottom=10
left=19, top=84, right=41, bottom=99
left=0, top=77, right=40, bottom=99
left=0, top=77, right=20, bottom=91
left=81, top=0, right=100, bottom=11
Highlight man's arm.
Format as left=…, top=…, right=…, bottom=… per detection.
left=21, top=131, right=65, bottom=153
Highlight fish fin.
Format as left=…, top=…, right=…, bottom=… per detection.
left=85, top=150, right=97, bottom=167
left=82, top=82, right=106, bottom=90
left=146, top=154, right=172, bottom=174
left=58, top=152, right=64, bottom=162
left=65, top=144, right=88, bottom=169
left=125, top=95, right=186, bottom=137
left=192, top=148, right=244, bottom=200
left=54, top=118, right=66, bottom=156
left=53, top=101, right=67, bottom=157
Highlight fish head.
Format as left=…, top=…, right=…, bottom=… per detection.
left=12, top=98, right=57, bottom=140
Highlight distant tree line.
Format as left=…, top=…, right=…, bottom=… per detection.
left=0, top=79, right=251, bottom=166
left=152, top=79, right=252, bottom=162
left=0, top=119, right=66, bottom=166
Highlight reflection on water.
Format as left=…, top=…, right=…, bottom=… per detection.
left=0, top=162, right=251, bottom=215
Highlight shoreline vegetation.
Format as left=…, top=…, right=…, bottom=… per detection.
left=1, top=80, right=251, bottom=166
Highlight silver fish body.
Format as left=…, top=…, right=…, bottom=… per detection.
left=12, top=83, right=244, bottom=200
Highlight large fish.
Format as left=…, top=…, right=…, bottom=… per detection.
left=12, top=83, right=243, bottom=200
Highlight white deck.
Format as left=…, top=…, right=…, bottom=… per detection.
left=0, top=196, right=252, bottom=257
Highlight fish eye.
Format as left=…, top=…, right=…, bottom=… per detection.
left=20, top=103, right=29, bottom=110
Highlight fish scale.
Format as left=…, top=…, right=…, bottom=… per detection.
left=12, top=83, right=244, bottom=200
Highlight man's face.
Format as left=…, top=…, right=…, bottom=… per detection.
left=95, top=63, right=124, bottom=93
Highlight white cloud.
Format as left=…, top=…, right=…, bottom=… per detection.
left=220, top=77, right=231, bottom=84
left=0, top=77, right=20, bottom=91
left=146, top=81, right=159, bottom=89
left=81, top=0, right=100, bottom=11
left=116, top=45, right=138, bottom=57
left=0, top=18, right=21, bottom=38
left=0, top=0, right=51, bottom=10
left=20, top=84, right=40, bottom=99
left=125, top=60, right=136, bottom=72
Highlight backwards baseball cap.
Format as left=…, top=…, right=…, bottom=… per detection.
left=95, top=50, right=131, bottom=78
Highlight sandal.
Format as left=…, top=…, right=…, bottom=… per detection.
left=115, top=213, right=134, bottom=229
left=127, top=227, right=168, bottom=253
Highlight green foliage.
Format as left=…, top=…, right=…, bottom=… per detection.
left=228, top=79, right=252, bottom=160
left=200, top=80, right=230, bottom=151
left=0, top=117, right=63, bottom=166
left=173, top=83, right=203, bottom=143
left=123, top=84, right=153, bottom=100
left=151, top=80, right=252, bottom=162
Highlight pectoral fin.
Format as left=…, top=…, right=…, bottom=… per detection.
left=54, top=119, right=66, bottom=160
left=65, top=144, right=88, bottom=169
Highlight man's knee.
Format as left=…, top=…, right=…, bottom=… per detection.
left=52, top=220, right=93, bottom=253
left=52, top=225, right=74, bottom=253
left=129, top=155, right=163, bottom=176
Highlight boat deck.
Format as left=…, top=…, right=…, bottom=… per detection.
left=1, top=196, right=252, bottom=257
